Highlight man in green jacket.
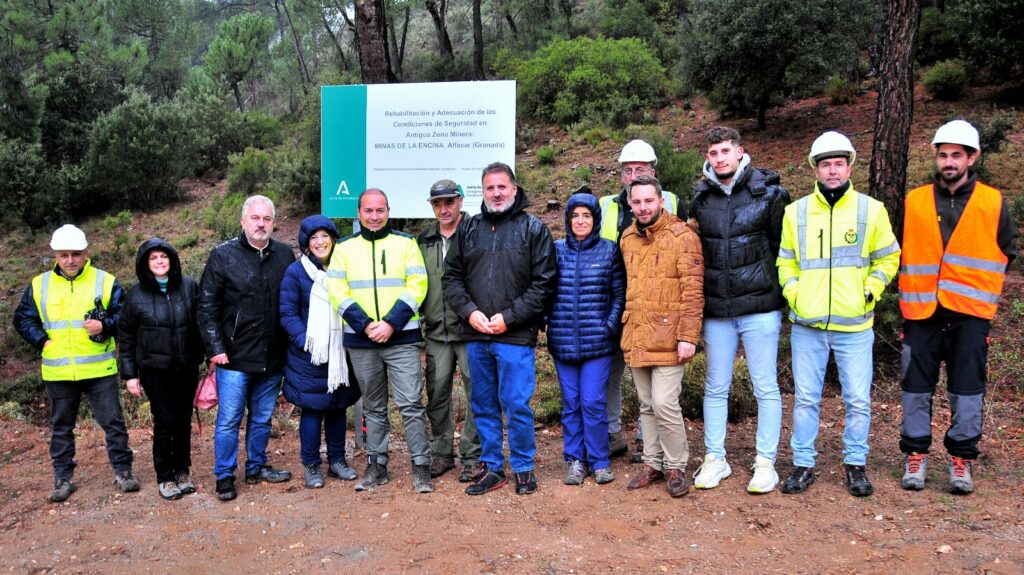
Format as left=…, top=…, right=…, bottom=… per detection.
left=417, top=179, right=481, bottom=482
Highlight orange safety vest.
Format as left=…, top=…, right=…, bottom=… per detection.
left=899, top=182, right=1007, bottom=320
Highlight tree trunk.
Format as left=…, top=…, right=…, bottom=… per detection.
left=318, top=5, right=350, bottom=71
left=868, top=0, right=922, bottom=222
left=280, top=0, right=311, bottom=93
left=472, top=0, right=485, bottom=80
left=756, top=99, right=767, bottom=131
left=354, top=0, right=394, bottom=83
left=504, top=8, right=518, bottom=43
left=425, top=0, right=454, bottom=62
left=558, top=0, right=572, bottom=35
left=387, top=6, right=410, bottom=78
left=232, top=81, right=245, bottom=112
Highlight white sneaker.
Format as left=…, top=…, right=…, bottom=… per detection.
left=747, top=455, right=779, bottom=494
left=693, top=454, right=731, bottom=489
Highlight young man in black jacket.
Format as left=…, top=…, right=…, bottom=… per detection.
left=444, top=162, right=557, bottom=496
left=198, top=195, right=296, bottom=501
left=688, top=127, right=790, bottom=494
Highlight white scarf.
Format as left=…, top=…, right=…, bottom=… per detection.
left=300, top=255, right=348, bottom=391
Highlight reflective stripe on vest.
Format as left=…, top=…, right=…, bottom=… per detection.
left=899, top=183, right=1007, bottom=320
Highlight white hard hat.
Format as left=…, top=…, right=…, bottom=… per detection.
left=808, top=131, right=857, bottom=167
left=618, top=139, right=658, bottom=166
left=50, top=224, right=89, bottom=251
left=932, top=120, right=980, bottom=151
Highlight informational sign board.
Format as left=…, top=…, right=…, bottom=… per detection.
left=321, top=80, right=516, bottom=219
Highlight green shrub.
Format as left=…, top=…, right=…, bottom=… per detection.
left=825, top=76, right=860, bottom=105
left=0, top=136, right=46, bottom=227
left=227, top=147, right=272, bottom=196
left=923, top=60, right=967, bottom=101
left=497, top=37, right=667, bottom=128
left=916, top=7, right=960, bottom=66
left=537, top=146, right=557, bottom=166
left=0, top=373, right=44, bottom=422
left=571, top=124, right=615, bottom=147
left=204, top=192, right=247, bottom=241
left=85, top=89, right=196, bottom=211
left=270, top=144, right=320, bottom=213
left=182, top=86, right=282, bottom=173
left=573, top=166, right=592, bottom=183
left=678, top=352, right=757, bottom=422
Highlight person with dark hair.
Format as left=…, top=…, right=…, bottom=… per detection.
left=548, top=193, right=626, bottom=486
left=689, top=127, right=790, bottom=494
left=445, top=162, right=557, bottom=496
left=119, top=238, right=205, bottom=500
left=280, top=215, right=362, bottom=489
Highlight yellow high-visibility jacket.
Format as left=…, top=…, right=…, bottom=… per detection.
left=327, top=227, right=428, bottom=348
left=777, top=183, right=900, bottom=332
left=32, top=261, right=118, bottom=381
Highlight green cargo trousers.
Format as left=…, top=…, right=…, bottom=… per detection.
left=424, top=338, right=480, bottom=466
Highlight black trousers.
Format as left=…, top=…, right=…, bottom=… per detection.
left=900, top=314, right=989, bottom=459
left=140, top=366, right=200, bottom=483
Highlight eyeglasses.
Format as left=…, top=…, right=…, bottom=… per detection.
left=622, top=167, right=651, bottom=177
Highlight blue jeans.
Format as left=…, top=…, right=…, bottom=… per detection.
left=44, top=375, right=133, bottom=480
left=790, top=324, right=874, bottom=467
left=299, top=408, right=348, bottom=466
left=467, top=341, right=536, bottom=473
left=214, top=367, right=283, bottom=479
left=555, top=355, right=612, bottom=470
left=703, top=311, right=782, bottom=461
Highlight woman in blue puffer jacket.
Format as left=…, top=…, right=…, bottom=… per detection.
left=280, top=215, right=362, bottom=489
left=548, top=192, right=626, bottom=486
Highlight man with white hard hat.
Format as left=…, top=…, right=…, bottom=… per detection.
left=897, top=119, right=1018, bottom=495
left=777, top=131, right=900, bottom=497
left=599, top=139, right=684, bottom=462
left=14, top=224, right=138, bottom=502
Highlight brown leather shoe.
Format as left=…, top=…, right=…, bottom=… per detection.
left=627, top=465, right=665, bottom=490
left=666, top=469, right=690, bottom=497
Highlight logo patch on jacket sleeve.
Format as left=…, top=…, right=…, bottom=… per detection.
left=844, top=229, right=858, bottom=244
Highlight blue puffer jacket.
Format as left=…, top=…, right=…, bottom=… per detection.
left=547, top=193, right=626, bottom=363
left=280, top=215, right=361, bottom=411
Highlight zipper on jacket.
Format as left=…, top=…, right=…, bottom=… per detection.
left=825, top=203, right=833, bottom=331
left=438, top=239, right=451, bottom=343
left=371, top=239, right=381, bottom=319
left=725, top=194, right=733, bottom=316
left=573, top=244, right=581, bottom=360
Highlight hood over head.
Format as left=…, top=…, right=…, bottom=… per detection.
left=135, top=237, right=183, bottom=292
left=564, top=192, right=602, bottom=248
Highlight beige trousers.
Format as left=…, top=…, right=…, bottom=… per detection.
left=630, top=364, right=688, bottom=471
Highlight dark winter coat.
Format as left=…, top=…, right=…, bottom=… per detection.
left=279, top=215, right=361, bottom=411
left=118, top=238, right=204, bottom=378
left=689, top=166, right=790, bottom=319
left=444, top=187, right=557, bottom=347
left=547, top=193, right=626, bottom=363
left=197, top=232, right=295, bottom=373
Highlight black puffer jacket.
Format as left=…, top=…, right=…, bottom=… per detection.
left=689, top=166, right=790, bottom=319
left=118, top=238, right=204, bottom=378
left=444, top=187, right=557, bottom=347
left=198, top=233, right=295, bottom=373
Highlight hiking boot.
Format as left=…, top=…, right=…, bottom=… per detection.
left=747, top=456, right=779, bottom=494
left=159, top=481, right=183, bottom=500
left=627, top=465, right=665, bottom=490
left=948, top=456, right=974, bottom=495
left=693, top=454, right=732, bottom=489
left=429, top=459, right=455, bottom=478
left=465, top=468, right=507, bottom=495
left=216, top=477, right=237, bottom=501
left=609, top=432, right=628, bottom=458
left=845, top=464, right=874, bottom=497
left=327, top=461, right=358, bottom=481
left=629, top=438, right=645, bottom=464
left=593, top=467, right=615, bottom=485
left=666, top=469, right=689, bottom=497
left=412, top=464, right=435, bottom=493
left=780, top=466, right=816, bottom=494
left=304, top=464, right=325, bottom=489
left=514, top=470, right=538, bottom=495
left=901, top=453, right=927, bottom=491
left=564, top=460, right=586, bottom=486
left=355, top=462, right=390, bottom=491
left=114, top=470, right=141, bottom=493
left=49, top=478, right=76, bottom=503
left=245, top=465, right=292, bottom=485
left=174, top=471, right=196, bottom=495
left=458, top=463, right=482, bottom=483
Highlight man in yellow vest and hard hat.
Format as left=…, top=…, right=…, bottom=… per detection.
left=598, top=139, right=683, bottom=463
left=898, top=120, right=1018, bottom=495
left=777, top=131, right=900, bottom=497
left=13, top=224, right=139, bottom=502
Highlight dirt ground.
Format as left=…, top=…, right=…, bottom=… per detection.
left=2, top=391, right=1022, bottom=575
